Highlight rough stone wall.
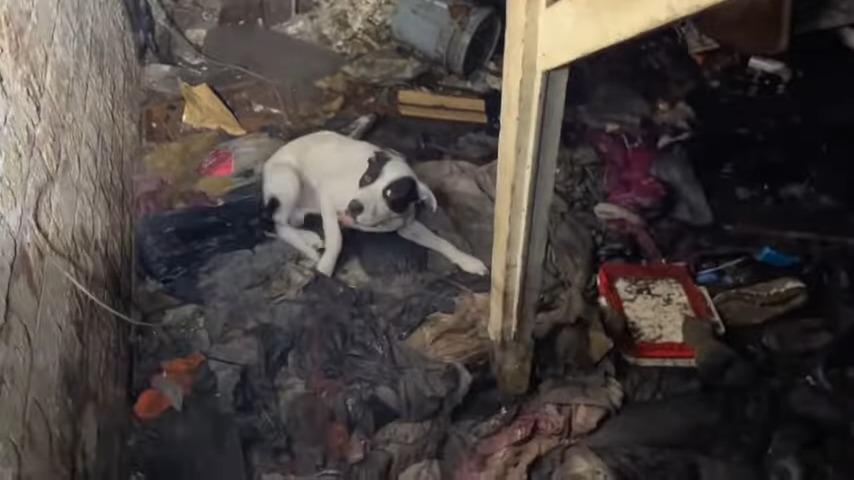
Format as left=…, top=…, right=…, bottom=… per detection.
left=0, top=0, right=139, bottom=478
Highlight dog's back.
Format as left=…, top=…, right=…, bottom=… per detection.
left=263, top=131, right=397, bottom=215
left=265, top=131, right=377, bottom=182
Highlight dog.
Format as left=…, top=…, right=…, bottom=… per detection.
left=262, top=131, right=490, bottom=277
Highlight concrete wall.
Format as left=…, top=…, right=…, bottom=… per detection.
left=0, top=0, right=139, bottom=478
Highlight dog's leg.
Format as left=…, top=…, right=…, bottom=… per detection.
left=266, top=168, right=322, bottom=261
left=283, top=209, right=324, bottom=250
left=288, top=209, right=309, bottom=227
left=275, top=224, right=321, bottom=261
left=315, top=194, right=342, bottom=276
left=294, top=229, right=323, bottom=250
left=397, top=221, right=489, bottom=275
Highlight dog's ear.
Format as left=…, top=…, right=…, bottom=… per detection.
left=417, top=181, right=438, bottom=212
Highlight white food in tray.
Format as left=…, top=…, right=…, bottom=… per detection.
left=614, top=277, right=694, bottom=343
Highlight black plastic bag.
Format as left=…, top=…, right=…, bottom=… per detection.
left=136, top=183, right=269, bottom=302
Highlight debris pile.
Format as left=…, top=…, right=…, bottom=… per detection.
left=274, top=0, right=397, bottom=58
left=127, top=1, right=854, bottom=478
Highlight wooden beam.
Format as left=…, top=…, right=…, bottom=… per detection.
left=397, top=105, right=487, bottom=123
left=490, top=0, right=725, bottom=395
left=489, top=67, right=568, bottom=394
left=521, top=67, right=568, bottom=334
left=397, top=90, right=486, bottom=112
left=537, top=0, right=726, bottom=71
left=490, top=0, right=573, bottom=395
left=489, top=0, right=544, bottom=394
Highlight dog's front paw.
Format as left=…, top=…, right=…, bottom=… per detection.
left=315, top=254, right=336, bottom=277
left=297, top=230, right=324, bottom=251
left=454, top=254, right=489, bottom=276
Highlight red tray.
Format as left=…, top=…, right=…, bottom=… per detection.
left=598, top=262, right=718, bottom=363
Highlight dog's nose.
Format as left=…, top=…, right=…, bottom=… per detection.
left=346, top=199, right=364, bottom=217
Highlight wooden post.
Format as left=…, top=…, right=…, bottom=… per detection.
left=488, top=0, right=546, bottom=394
left=489, top=0, right=726, bottom=394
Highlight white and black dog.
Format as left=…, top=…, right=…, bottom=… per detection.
left=262, top=131, right=490, bottom=277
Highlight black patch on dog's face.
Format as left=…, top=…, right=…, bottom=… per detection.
left=383, top=177, right=419, bottom=214
left=359, top=150, right=392, bottom=188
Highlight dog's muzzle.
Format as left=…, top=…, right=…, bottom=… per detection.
left=346, top=199, right=364, bottom=219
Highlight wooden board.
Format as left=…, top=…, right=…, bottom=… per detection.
left=397, top=90, right=485, bottom=112
left=489, top=0, right=726, bottom=394
left=538, top=0, right=727, bottom=71
left=488, top=0, right=548, bottom=394
left=397, top=105, right=487, bottom=124
left=695, top=0, right=792, bottom=54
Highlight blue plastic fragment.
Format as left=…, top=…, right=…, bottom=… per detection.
left=696, top=271, right=721, bottom=285
left=755, top=246, right=800, bottom=267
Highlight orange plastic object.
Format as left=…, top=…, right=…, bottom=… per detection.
left=134, top=353, right=207, bottom=420
left=134, top=389, right=174, bottom=421
left=157, top=352, right=206, bottom=393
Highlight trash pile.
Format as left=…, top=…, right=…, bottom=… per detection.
left=127, top=0, right=854, bottom=478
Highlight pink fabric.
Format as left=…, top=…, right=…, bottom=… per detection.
left=588, top=130, right=667, bottom=261
left=454, top=408, right=571, bottom=480
left=588, top=130, right=666, bottom=213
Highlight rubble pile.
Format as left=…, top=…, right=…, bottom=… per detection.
left=127, top=1, right=854, bottom=478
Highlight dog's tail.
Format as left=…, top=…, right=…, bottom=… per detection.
left=260, top=196, right=280, bottom=233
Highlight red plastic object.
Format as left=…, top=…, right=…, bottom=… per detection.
left=198, top=148, right=235, bottom=177
left=598, top=262, right=717, bottom=363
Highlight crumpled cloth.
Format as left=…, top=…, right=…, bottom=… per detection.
left=349, top=420, right=445, bottom=479
left=547, top=445, right=617, bottom=479
left=413, top=160, right=495, bottom=269
left=454, top=406, right=570, bottom=480
left=545, top=445, right=757, bottom=480
left=453, top=375, right=623, bottom=480
left=194, top=245, right=474, bottom=476
left=414, top=158, right=602, bottom=361
left=652, top=145, right=714, bottom=226
left=588, top=130, right=667, bottom=215
left=713, top=277, right=808, bottom=326
left=583, top=125, right=693, bottom=262
left=576, top=84, right=653, bottom=134
left=536, top=199, right=597, bottom=337
left=405, top=291, right=491, bottom=366
left=398, top=460, right=441, bottom=480
left=683, top=317, right=756, bottom=387
left=278, top=277, right=473, bottom=425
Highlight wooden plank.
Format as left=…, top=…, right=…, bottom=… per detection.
left=537, top=0, right=726, bottom=71
left=489, top=0, right=547, bottom=394
left=489, top=68, right=569, bottom=395
left=490, top=0, right=724, bottom=395
left=397, top=90, right=486, bottom=112
left=520, top=67, right=569, bottom=338
left=397, top=105, right=487, bottom=123
left=695, top=0, right=793, bottom=54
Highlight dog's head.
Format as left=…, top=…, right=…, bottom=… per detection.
left=343, top=149, right=437, bottom=231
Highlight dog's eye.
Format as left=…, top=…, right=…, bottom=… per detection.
left=383, top=177, right=419, bottom=213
